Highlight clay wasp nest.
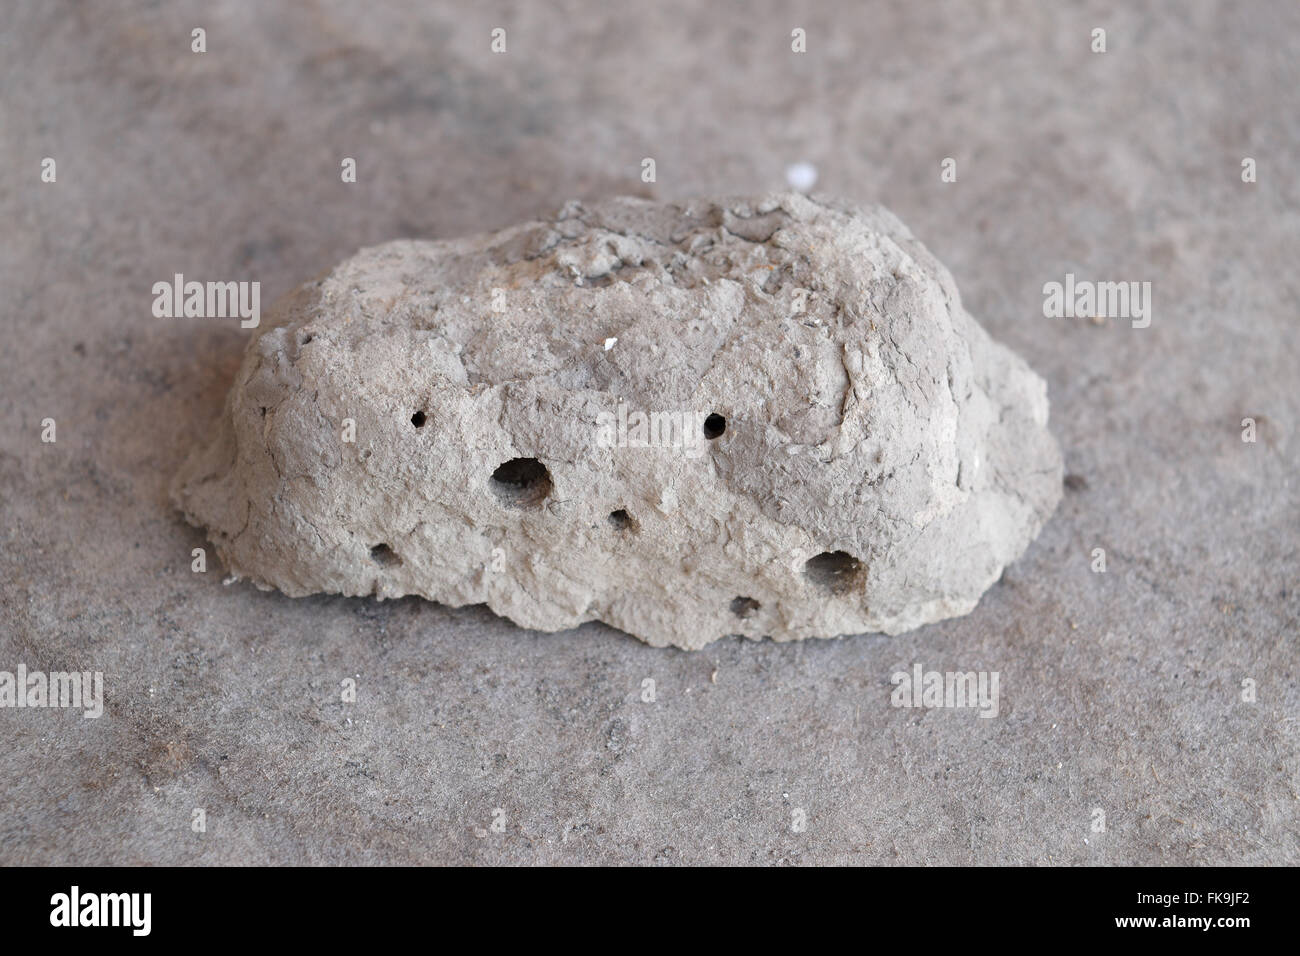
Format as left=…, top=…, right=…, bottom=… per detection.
left=173, top=193, right=1062, bottom=649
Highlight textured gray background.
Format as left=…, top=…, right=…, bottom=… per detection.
left=2, top=0, right=1296, bottom=865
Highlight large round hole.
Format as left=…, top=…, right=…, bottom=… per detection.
left=369, top=543, right=401, bottom=568
left=490, top=457, right=553, bottom=509
left=703, top=413, right=727, bottom=440
left=802, top=551, right=863, bottom=594
left=608, top=508, right=633, bottom=531
left=411, top=410, right=426, bottom=428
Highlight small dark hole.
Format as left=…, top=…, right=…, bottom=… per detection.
left=300, top=334, right=313, bottom=345
left=703, top=413, right=727, bottom=440
left=803, top=551, right=863, bottom=594
left=490, top=457, right=553, bottom=509
left=730, top=596, right=761, bottom=619
left=411, top=410, right=426, bottom=428
left=1064, top=473, right=1088, bottom=492
left=369, top=543, right=401, bottom=568
left=608, top=509, right=633, bottom=530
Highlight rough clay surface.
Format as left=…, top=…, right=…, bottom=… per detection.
left=3, top=0, right=1297, bottom=865
left=172, top=194, right=1062, bottom=649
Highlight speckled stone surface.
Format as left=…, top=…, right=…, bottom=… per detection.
left=1, top=0, right=1296, bottom=864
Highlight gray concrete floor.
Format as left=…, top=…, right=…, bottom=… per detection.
left=1, top=0, right=1296, bottom=864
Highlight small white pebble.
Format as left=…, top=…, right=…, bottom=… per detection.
left=603, top=337, right=617, bottom=351
left=785, top=161, right=818, bottom=192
